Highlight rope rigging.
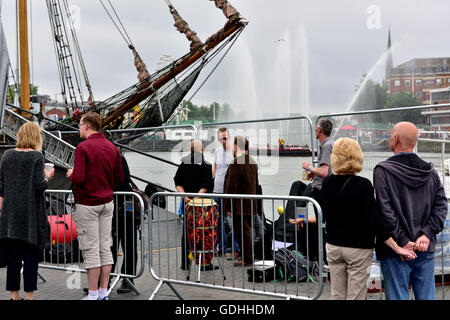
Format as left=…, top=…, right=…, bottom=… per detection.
left=99, top=0, right=150, bottom=81
left=48, top=0, right=247, bottom=135
left=46, top=0, right=88, bottom=112
left=61, top=0, right=95, bottom=107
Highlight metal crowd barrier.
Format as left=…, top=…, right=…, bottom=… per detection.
left=40, top=190, right=146, bottom=296
left=147, top=192, right=325, bottom=300
left=316, top=102, right=450, bottom=184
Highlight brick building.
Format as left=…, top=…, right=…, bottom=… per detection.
left=387, top=57, right=450, bottom=105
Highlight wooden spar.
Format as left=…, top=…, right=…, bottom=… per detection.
left=102, top=18, right=247, bottom=128
left=18, top=0, right=30, bottom=114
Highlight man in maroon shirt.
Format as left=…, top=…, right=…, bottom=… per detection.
left=66, top=112, right=124, bottom=300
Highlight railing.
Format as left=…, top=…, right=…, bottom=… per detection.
left=41, top=190, right=146, bottom=297
left=316, top=102, right=450, bottom=184
left=147, top=192, right=325, bottom=300
left=1, top=108, right=76, bottom=168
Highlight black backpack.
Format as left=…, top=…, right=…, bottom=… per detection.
left=274, top=247, right=317, bottom=283
left=144, top=183, right=167, bottom=209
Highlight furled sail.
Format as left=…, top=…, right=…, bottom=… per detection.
left=130, top=45, right=150, bottom=82
left=168, top=3, right=202, bottom=51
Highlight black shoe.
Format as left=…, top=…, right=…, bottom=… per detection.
left=201, top=264, right=219, bottom=271
left=117, top=280, right=134, bottom=294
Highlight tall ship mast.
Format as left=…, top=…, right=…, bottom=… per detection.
left=1, top=0, right=248, bottom=146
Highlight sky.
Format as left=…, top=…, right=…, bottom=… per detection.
left=1, top=0, right=450, bottom=118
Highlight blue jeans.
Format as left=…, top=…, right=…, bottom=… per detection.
left=380, top=252, right=436, bottom=300
left=214, top=197, right=240, bottom=253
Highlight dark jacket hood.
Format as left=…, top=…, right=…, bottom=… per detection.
left=376, top=160, right=434, bottom=189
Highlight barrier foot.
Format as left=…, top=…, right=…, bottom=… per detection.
left=123, top=277, right=140, bottom=295
left=149, top=280, right=184, bottom=300
left=38, top=270, right=47, bottom=283
left=149, top=280, right=164, bottom=300
left=107, top=275, right=121, bottom=296
left=167, top=282, right=184, bottom=300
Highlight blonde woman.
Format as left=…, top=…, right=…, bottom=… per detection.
left=0, top=122, right=54, bottom=300
left=320, top=137, right=377, bottom=300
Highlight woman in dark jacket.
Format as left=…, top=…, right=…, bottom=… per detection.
left=0, top=122, right=54, bottom=300
left=317, top=138, right=376, bottom=300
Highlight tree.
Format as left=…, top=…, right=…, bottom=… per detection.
left=374, top=83, right=388, bottom=109
left=384, top=92, right=422, bottom=124
left=218, top=103, right=234, bottom=121
left=353, top=74, right=377, bottom=111
left=176, top=100, right=234, bottom=122
left=6, top=83, right=39, bottom=104
left=386, top=91, right=421, bottom=108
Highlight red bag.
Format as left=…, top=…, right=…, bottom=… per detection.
left=48, top=214, right=78, bottom=244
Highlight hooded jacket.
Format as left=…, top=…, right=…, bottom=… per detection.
left=373, top=153, right=448, bottom=260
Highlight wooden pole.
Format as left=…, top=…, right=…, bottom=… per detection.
left=18, top=0, right=30, bottom=114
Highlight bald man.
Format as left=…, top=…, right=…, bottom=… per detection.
left=174, top=140, right=216, bottom=271
left=373, top=122, right=447, bottom=300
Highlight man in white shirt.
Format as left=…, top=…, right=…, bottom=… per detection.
left=213, top=128, right=240, bottom=257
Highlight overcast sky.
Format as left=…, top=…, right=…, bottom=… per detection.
left=1, top=0, right=450, bottom=118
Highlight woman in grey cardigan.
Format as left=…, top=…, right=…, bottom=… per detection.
left=0, top=122, right=54, bottom=300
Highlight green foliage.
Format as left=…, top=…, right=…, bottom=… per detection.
left=353, top=73, right=424, bottom=126
left=386, top=91, right=421, bottom=108
left=353, top=74, right=388, bottom=112
left=176, top=100, right=235, bottom=122
left=6, top=83, right=39, bottom=104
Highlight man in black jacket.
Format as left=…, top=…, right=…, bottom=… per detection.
left=374, top=121, right=447, bottom=300
left=174, top=140, right=214, bottom=270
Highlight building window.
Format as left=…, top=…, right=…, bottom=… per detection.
left=416, top=79, right=422, bottom=87
left=448, top=78, right=450, bottom=83
left=437, top=78, right=442, bottom=85
left=432, top=92, right=440, bottom=101
left=416, top=91, right=422, bottom=99
left=394, top=80, right=401, bottom=87
left=405, top=79, right=411, bottom=87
